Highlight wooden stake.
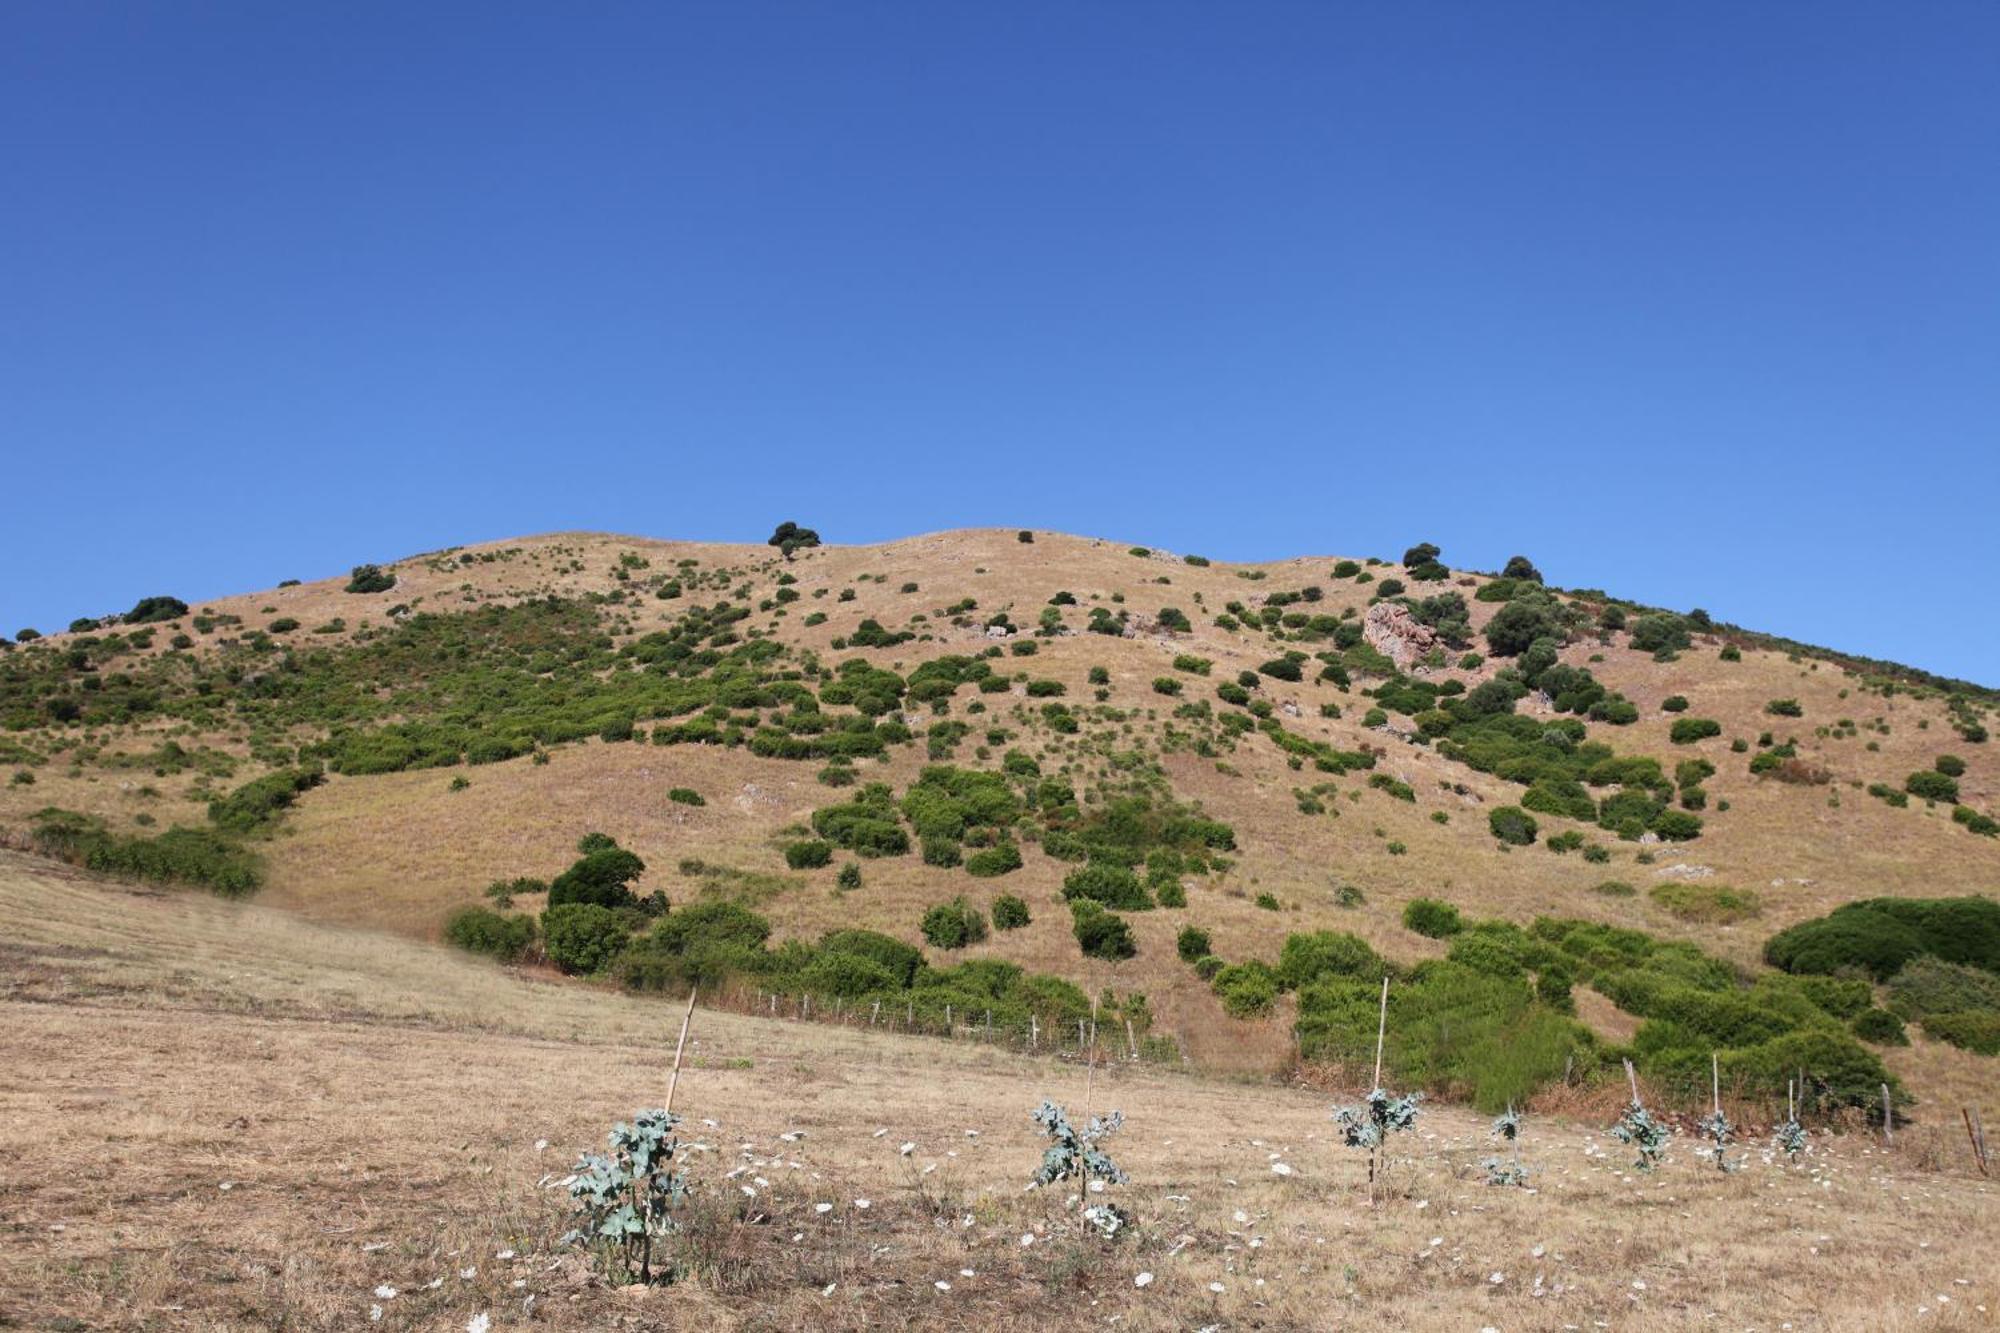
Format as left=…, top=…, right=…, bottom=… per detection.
left=1125, top=1018, right=1137, bottom=1060
left=664, top=988, right=697, bottom=1117
left=1711, top=1052, right=1721, bottom=1116
left=1963, top=1108, right=1990, bottom=1177
left=1371, top=975, right=1390, bottom=1091
left=1787, top=1079, right=1795, bottom=1124
left=1881, top=1083, right=1894, bottom=1145
left=1031, top=1014, right=1038, bottom=1049
left=1623, top=1057, right=1642, bottom=1108
left=1080, top=999, right=1100, bottom=1218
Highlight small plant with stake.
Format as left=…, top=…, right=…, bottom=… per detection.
left=1481, top=1105, right=1529, bottom=1187
left=1773, top=1077, right=1808, bottom=1160
left=1698, top=1053, right=1736, bottom=1173
left=1609, top=1058, right=1671, bottom=1171
left=560, top=990, right=700, bottom=1284
left=1333, top=977, right=1422, bottom=1203
left=1030, top=1001, right=1131, bottom=1239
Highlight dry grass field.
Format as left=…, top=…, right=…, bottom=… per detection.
left=3, top=853, right=1995, bottom=1332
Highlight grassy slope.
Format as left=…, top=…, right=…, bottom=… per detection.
left=2, top=852, right=1994, bottom=1332
left=3, top=528, right=1996, bottom=1080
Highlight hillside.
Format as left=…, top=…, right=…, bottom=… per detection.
left=3, top=527, right=1997, bottom=1105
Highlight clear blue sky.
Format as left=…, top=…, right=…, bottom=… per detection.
left=3, top=4, right=1995, bottom=683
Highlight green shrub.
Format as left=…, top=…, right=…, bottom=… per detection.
left=206, top=766, right=323, bottom=835
left=921, top=898, right=987, bottom=949
left=345, top=564, right=396, bottom=594
left=1255, top=891, right=1280, bottom=910
left=668, top=787, right=705, bottom=806
left=1660, top=695, right=1689, bottom=713
left=1487, top=805, right=1538, bottom=846
left=1906, top=770, right=1960, bottom=803
left=125, top=595, right=189, bottom=624
left=548, top=844, right=646, bottom=909
left=1920, top=1010, right=2000, bottom=1055
left=1214, top=961, right=1280, bottom=1017
left=1850, top=1007, right=1909, bottom=1045
left=1765, top=698, right=1803, bottom=718
left=836, top=862, right=862, bottom=891
left=1276, top=930, right=1385, bottom=989
left=1177, top=926, right=1212, bottom=963
left=965, top=841, right=1023, bottom=877
left=784, top=839, right=834, bottom=869
left=541, top=903, right=630, bottom=974
left=1669, top=718, right=1722, bottom=744
left=1593, top=880, right=1636, bottom=897
left=1935, top=754, right=1967, bottom=778
left=446, top=905, right=536, bottom=961
left=1765, top=897, right=2000, bottom=981
left=1062, top=862, right=1154, bottom=911
left=1403, top=898, right=1463, bottom=938
left=1483, top=598, right=1563, bottom=656
left=820, top=928, right=925, bottom=986
left=1194, top=954, right=1225, bottom=980
left=992, top=895, right=1031, bottom=930
left=1886, top=957, right=2000, bottom=1020
left=1071, top=900, right=1136, bottom=959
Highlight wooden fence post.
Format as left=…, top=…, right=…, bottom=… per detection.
left=1882, top=1083, right=1894, bottom=1145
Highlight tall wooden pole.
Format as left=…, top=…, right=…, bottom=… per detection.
left=664, top=988, right=697, bottom=1117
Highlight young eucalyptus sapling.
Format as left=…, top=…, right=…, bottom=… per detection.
left=1609, top=1058, right=1671, bottom=1171
left=1030, top=1101, right=1131, bottom=1238
left=1773, top=1078, right=1809, bottom=1160
left=561, top=1109, right=689, bottom=1284
left=1699, top=1054, right=1736, bottom=1173
left=1333, top=977, right=1422, bottom=1200
left=1482, top=1105, right=1529, bottom=1187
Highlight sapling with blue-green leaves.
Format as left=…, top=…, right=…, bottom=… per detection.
left=1609, top=1057, right=1671, bottom=1171
left=1333, top=976, right=1423, bottom=1202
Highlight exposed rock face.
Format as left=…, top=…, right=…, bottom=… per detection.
left=1364, top=602, right=1439, bottom=672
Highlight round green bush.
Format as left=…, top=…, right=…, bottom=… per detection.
left=1906, top=770, right=1960, bottom=803
left=1403, top=897, right=1463, bottom=938
left=1934, top=754, right=1967, bottom=778
left=445, top=905, right=536, bottom=962
left=784, top=839, right=834, bottom=869
left=965, top=841, right=1023, bottom=877
left=1070, top=901, right=1136, bottom=959
left=992, top=894, right=1031, bottom=930
left=541, top=903, right=630, bottom=975
left=921, top=898, right=987, bottom=950
left=1850, top=1007, right=1909, bottom=1046
left=1177, top=925, right=1212, bottom=963
left=1487, top=805, right=1538, bottom=847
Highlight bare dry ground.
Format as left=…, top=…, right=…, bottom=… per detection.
left=3, top=855, right=1995, bottom=1332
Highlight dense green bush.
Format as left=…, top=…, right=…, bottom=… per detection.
left=1920, top=1010, right=2000, bottom=1055
left=446, top=905, right=536, bottom=961
left=1062, top=861, right=1154, bottom=911
left=1276, top=930, right=1385, bottom=990
left=1403, top=898, right=1463, bottom=938
left=992, top=895, right=1031, bottom=930
left=820, top=928, right=925, bottom=987
left=965, top=841, right=1024, bottom=877
left=345, top=564, right=396, bottom=594
left=1935, top=754, right=1967, bottom=778
left=1850, top=1007, right=1908, bottom=1045
left=668, top=787, right=705, bottom=806
left=921, top=897, right=987, bottom=949
left=1906, top=770, right=1960, bottom=803
left=1213, top=961, right=1280, bottom=1017
left=206, top=766, right=324, bottom=835
left=784, top=839, right=834, bottom=869
left=1669, top=718, right=1722, bottom=744
left=29, top=807, right=262, bottom=895
left=125, top=595, right=189, bottom=624
left=1071, top=900, right=1136, bottom=959
left=1765, top=897, right=2000, bottom=982
left=1177, top=925, right=1212, bottom=963
left=1483, top=597, right=1563, bottom=657
left=1886, top=957, right=2000, bottom=1020
left=1487, top=805, right=1538, bottom=846
left=1765, top=698, right=1803, bottom=718
left=542, top=903, right=630, bottom=974
left=548, top=841, right=647, bottom=909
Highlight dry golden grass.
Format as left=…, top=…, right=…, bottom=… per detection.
left=3, top=855, right=1997, bottom=1331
